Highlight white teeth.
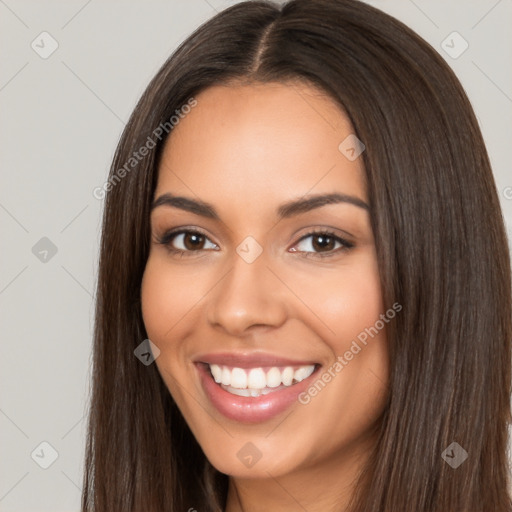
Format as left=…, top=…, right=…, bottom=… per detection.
left=231, top=367, right=247, bottom=389
left=222, top=385, right=281, bottom=397
left=221, top=366, right=231, bottom=386
left=294, top=365, right=315, bottom=382
left=224, top=386, right=251, bottom=397
left=266, top=367, right=282, bottom=388
left=248, top=368, right=267, bottom=389
left=210, top=364, right=222, bottom=383
left=207, top=363, right=316, bottom=394
left=282, top=366, right=294, bottom=386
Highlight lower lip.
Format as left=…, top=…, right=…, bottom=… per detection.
left=196, top=363, right=319, bottom=423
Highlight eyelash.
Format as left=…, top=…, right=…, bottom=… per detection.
left=155, top=227, right=354, bottom=259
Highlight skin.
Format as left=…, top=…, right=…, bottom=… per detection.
left=141, top=81, right=390, bottom=512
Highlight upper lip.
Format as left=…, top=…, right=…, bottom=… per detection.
left=194, top=352, right=318, bottom=368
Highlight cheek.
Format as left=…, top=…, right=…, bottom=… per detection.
left=140, top=257, right=205, bottom=341
left=287, top=264, right=389, bottom=469
left=329, top=270, right=384, bottom=345
left=284, top=255, right=384, bottom=348
left=140, top=259, right=196, bottom=389
left=141, top=263, right=171, bottom=336
left=140, top=258, right=201, bottom=409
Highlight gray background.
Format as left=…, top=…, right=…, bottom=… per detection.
left=0, top=0, right=511, bottom=510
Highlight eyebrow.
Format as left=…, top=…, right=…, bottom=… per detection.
left=151, top=192, right=369, bottom=220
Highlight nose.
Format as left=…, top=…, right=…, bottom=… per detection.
left=206, top=247, right=288, bottom=337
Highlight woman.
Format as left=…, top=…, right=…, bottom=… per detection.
left=82, top=1, right=512, bottom=511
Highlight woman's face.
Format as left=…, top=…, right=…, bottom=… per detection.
left=141, top=81, right=390, bottom=480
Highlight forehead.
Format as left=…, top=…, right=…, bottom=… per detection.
left=155, top=82, right=367, bottom=217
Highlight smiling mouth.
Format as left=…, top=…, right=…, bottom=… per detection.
left=205, top=363, right=317, bottom=397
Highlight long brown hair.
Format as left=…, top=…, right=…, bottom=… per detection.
left=82, top=1, right=512, bottom=510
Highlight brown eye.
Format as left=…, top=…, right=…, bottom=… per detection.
left=291, top=230, right=354, bottom=259
left=157, top=229, right=219, bottom=254
left=182, top=232, right=205, bottom=250
left=311, top=233, right=336, bottom=252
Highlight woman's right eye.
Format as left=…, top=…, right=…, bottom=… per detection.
left=156, top=229, right=219, bottom=255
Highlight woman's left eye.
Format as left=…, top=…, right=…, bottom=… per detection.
left=291, top=231, right=354, bottom=259
left=156, top=229, right=353, bottom=258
